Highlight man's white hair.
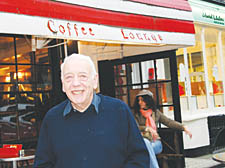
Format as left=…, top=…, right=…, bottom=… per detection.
left=60, top=53, right=97, bottom=81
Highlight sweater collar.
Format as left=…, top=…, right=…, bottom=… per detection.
left=63, top=92, right=101, bottom=117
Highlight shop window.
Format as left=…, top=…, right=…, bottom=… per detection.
left=189, top=51, right=207, bottom=109
left=176, top=26, right=208, bottom=110
left=0, top=35, right=56, bottom=145
left=205, top=28, right=224, bottom=107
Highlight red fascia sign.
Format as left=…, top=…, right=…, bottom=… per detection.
left=47, top=19, right=164, bottom=43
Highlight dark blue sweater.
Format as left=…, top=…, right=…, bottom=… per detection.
left=34, top=94, right=149, bottom=168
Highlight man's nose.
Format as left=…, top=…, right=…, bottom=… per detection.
left=72, top=76, right=81, bottom=86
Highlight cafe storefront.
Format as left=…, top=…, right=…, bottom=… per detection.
left=0, top=0, right=195, bottom=166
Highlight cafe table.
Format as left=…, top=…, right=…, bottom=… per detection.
left=0, top=155, right=35, bottom=168
left=212, top=149, right=225, bottom=164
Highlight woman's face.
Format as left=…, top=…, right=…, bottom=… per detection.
left=138, top=96, right=147, bottom=109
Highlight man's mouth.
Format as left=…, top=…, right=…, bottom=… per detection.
left=72, top=90, right=82, bottom=95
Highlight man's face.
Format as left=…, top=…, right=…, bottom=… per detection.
left=62, top=58, right=98, bottom=111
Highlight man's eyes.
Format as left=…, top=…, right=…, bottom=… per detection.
left=65, top=76, right=73, bottom=81
left=79, top=74, right=88, bottom=80
left=64, top=74, right=88, bottom=81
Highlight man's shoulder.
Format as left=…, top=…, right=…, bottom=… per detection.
left=98, top=94, right=129, bottom=111
left=45, top=99, right=68, bottom=118
left=98, top=94, right=125, bottom=105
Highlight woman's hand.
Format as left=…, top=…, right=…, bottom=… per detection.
left=145, top=126, right=159, bottom=141
left=184, top=126, right=192, bottom=139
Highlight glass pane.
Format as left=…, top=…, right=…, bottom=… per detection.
left=190, top=74, right=207, bottom=109
left=141, top=60, right=155, bottom=83
left=0, top=84, right=14, bottom=92
left=130, top=88, right=140, bottom=108
left=114, top=64, right=127, bottom=86
left=17, top=94, right=37, bottom=139
left=16, top=37, right=33, bottom=64
left=0, top=99, right=18, bottom=141
left=37, top=66, right=52, bottom=90
left=161, top=106, right=175, bottom=121
left=36, top=92, right=51, bottom=120
left=36, top=48, right=50, bottom=64
left=0, top=65, right=16, bottom=83
left=0, top=112, right=18, bottom=141
left=147, top=82, right=173, bottom=106
left=115, top=86, right=128, bottom=104
left=18, top=84, right=33, bottom=92
left=160, top=82, right=173, bottom=105
left=205, top=28, right=224, bottom=107
left=156, top=58, right=171, bottom=80
left=0, top=94, right=15, bottom=111
left=0, top=102, right=16, bottom=112
left=17, top=65, right=32, bottom=82
left=131, top=62, right=141, bottom=84
left=0, top=36, right=15, bottom=63
left=18, top=110, right=37, bottom=139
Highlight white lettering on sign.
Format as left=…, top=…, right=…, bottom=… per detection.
left=121, top=29, right=163, bottom=43
left=47, top=20, right=95, bottom=37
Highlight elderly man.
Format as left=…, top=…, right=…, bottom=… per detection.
left=33, top=53, right=149, bottom=168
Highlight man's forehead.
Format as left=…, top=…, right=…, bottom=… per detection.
left=63, top=59, right=91, bottom=73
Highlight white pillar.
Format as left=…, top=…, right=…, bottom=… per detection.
left=183, top=48, right=192, bottom=111
left=201, top=28, right=212, bottom=109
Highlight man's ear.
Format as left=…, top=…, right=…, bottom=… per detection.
left=93, top=74, right=99, bottom=89
left=62, top=82, right=65, bottom=93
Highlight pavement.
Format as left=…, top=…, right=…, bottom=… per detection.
left=185, top=154, right=225, bottom=168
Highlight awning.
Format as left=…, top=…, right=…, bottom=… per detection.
left=0, top=0, right=195, bottom=48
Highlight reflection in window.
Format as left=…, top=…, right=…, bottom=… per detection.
left=36, top=48, right=49, bottom=64
left=16, top=37, right=32, bottom=64
left=0, top=35, right=54, bottom=144
left=0, top=37, right=15, bottom=63
left=0, top=65, right=16, bottom=83
left=36, top=66, right=52, bottom=91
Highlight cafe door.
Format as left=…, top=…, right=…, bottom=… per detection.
left=98, top=50, right=185, bottom=167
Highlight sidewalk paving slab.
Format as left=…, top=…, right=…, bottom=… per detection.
left=185, top=156, right=225, bottom=168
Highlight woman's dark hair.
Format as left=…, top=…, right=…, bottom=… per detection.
left=133, top=94, right=157, bottom=115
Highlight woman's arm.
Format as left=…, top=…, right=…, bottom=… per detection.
left=157, top=110, right=192, bottom=139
